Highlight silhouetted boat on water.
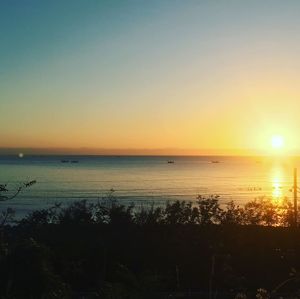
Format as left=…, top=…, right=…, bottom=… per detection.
left=211, top=160, right=220, bottom=163
left=167, top=160, right=175, bottom=164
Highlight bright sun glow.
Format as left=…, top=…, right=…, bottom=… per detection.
left=271, top=135, right=284, bottom=149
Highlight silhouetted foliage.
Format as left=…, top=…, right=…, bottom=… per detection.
left=164, top=201, right=196, bottom=224
left=59, top=200, right=94, bottom=225
left=1, top=193, right=300, bottom=298
left=0, top=180, right=36, bottom=202
left=19, top=194, right=296, bottom=228
left=197, top=195, right=222, bottom=225
left=220, top=201, right=244, bottom=225
left=2, top=238, right=70, bottom=298
left=0, top=180, right=36, bottom=227
left=134, top=204, right=163, bottom=226
left=20, top=203, right=61, bottom=227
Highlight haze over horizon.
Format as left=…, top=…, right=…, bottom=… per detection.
left=2, top=1, right=300, bottom=154
left=0, top=147, right=258, bottom=156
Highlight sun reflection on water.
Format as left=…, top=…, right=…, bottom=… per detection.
left=272, top=176, right=283, bottom=200
left=270, top=165, right=290, bottom=202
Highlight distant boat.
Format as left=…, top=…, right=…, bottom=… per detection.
left=211, top=160, right=220, bottom=164
left=167, top=160, right=175, bottom=164
left=71, top=160, right=79, bottom=163
left=61, top=160, right=69, bottom=163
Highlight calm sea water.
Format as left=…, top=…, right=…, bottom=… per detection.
left=0, top=155, right=298, bottom=216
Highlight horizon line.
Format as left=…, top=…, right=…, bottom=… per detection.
left=0, top=147, right=298, bottom=156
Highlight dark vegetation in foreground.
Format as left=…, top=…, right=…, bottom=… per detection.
left=1, top=192, right=300, bottom=298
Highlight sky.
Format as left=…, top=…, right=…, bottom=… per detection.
left=1, top=0, right=300, bottom=155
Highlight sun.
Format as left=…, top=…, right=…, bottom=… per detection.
left=271, top=135, right=284, bottom=149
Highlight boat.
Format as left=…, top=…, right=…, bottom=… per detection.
left=167, top=160, right=175, bottom=164
left=211, top=160, right=220, bottom=163
left=71, top=160, right=79, bottom=163
left=61, top=160, right=69, bottom=163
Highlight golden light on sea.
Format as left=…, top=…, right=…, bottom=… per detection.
left=272, top=176, right=283, bottom=199
left=270, top=164, right=291, bottom=202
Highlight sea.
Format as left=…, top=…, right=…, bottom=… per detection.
left=0, top=155, right=298, bottom=217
